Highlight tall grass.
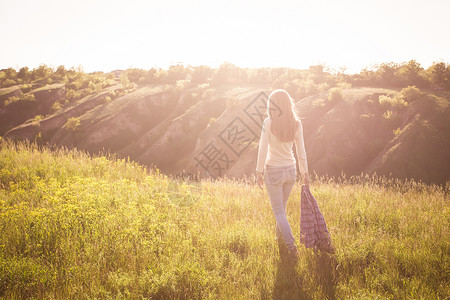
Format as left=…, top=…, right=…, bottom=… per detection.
left=0, top=140, right=448, bottom=299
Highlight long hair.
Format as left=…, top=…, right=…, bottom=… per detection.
left=267, top=89, right=300, bottom=142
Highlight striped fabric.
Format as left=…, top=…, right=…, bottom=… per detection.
left=300, top=185, right=334, bottom=253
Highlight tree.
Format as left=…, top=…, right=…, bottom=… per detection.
left=1, top=78, right=16, bottom=87
left=32, top=64, right=53, bottom=81
left=191, top=65, right=213, bottom=84
left=166, top=64, right=189, bottom=84
left=376, top=63, right=399, bottom=87
left=120, top=72, right=130, bottom=89
left=427, top=62, right=449, bottom=89
left=309, top=65, right=325, bottom=83
left=212, top=62, right=241, bottom=85
left=17, top=67, right=30, bottom=82
left=126, top=68, right=146, bottom=83
left=0, top=68, right=18, bottom=87
left=397, top=60, right=426, bottom=87
left=54, top=65, right=67, bottom=81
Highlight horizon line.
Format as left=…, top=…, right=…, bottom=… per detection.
left=1, top=59, right=448, bottom=75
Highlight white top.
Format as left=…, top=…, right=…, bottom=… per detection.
left=256, top=117, right=308, bottom=174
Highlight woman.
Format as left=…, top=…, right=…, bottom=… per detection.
left=256, top=89, right=309, bottom=260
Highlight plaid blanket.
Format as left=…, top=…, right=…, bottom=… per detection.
left=300, top=185, right=334, bottom=253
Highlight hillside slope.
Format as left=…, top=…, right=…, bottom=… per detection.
left=2, top=81, right=449, bottom=184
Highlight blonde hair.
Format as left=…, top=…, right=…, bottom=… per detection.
left=267, top=89, right=300, bottom=142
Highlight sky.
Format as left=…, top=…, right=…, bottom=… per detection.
left=0, top=0, right=449, bottom=74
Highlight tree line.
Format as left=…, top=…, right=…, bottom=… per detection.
left=1, top=60, right=448, bottom=98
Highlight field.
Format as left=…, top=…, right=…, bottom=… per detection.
left=0, top=140, right=448, bottom=299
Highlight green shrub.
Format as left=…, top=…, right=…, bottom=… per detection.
left=337, top=82, right=352, bottom=89
left=313, top=98, right=327, bottom=108
left=399, top=85, right=423, bottom=103
left=318, top=83, right=330, bottom=92
left=33, top=115, right=43, bottom=122
left=120, top=73, right=131, bottom=89
left=4, top=93, right=35, bottom=106
left=22, top=93, right=35, bottom=102
left=4, top=95, right=20, bottom=105
left=378, top=94, right=408, bottom=109
left=52, top=102, right=62, bottom=112
left=175, top=79, right=190, bottom=91
left=208, top=117, right=216, bottom=126
left=63, top=117, right=80, bottom=131
left=383, top=110, right=395, bottom=119
left=328, top=87, right=343, bottom=104
left=2, top=78, right=17, bottom=87
left=20, top=84, right=33, bottom=93
left=393, top=127, right=402, bottom=136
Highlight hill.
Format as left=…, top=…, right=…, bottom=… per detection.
left=0, top=141, right=448, bottom=298
left=1, top=64, right=449, bottom=185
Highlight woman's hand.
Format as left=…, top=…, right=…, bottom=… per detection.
left=257, top=172, right=264, bottom=190
left=303, top=173, right=310, bottom=188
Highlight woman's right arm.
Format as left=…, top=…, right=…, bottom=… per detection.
left=256, top=118, right=269, bottom=174
left=256, top=118, right=269, bottom=189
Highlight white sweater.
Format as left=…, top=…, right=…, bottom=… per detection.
left=256, top=117, right=308, bottom=174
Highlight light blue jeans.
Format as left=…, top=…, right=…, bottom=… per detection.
left=264, top=164, right=297, bottom=251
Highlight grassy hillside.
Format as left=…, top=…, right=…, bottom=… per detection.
left=0, top=140, right=448, bottom=299
left=2, top=64, right=449, bottom=185
left=298, top=86, right=450, bottom=185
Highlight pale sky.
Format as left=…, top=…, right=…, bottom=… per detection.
left=0, top=0, right=449, bottom=74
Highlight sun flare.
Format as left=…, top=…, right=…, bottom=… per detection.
left=0, top=0, right=449, bottom=73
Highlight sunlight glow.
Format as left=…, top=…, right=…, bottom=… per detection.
left=0, top=0, right=449, bottom=73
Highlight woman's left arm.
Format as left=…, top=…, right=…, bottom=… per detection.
left=295, top=120, right=309, bottom=186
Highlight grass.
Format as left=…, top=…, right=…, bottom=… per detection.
left=0, top=140, right=448, bottom=299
